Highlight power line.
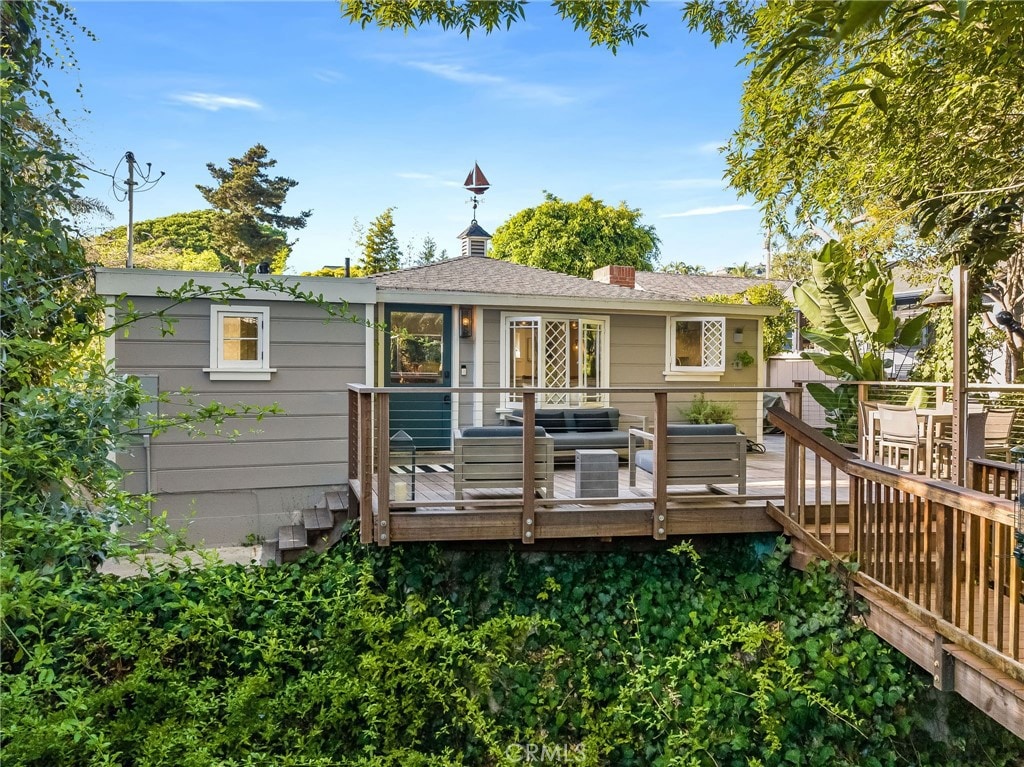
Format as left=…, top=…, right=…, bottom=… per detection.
left=110, top=151, right=165, bottom=268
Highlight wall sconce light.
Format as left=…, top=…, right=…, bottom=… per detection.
left=459, top=306, right=474, bottom=339
left=733, top=327, right=744, bottom=344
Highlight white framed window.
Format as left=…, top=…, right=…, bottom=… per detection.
left=204, top=305, right=276, bottom=381
left=500, top=314, right=609, bottom=408
left=666, top=316, right=726, bottom=376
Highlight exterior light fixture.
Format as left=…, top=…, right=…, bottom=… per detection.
left=733, top=327, right=744, bottom=344
left=921, top=281, right=953, bottom=307
left=459, top=306, right=474, bottom=339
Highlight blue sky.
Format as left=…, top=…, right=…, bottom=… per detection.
left=60, top=1, right=765, bottom=274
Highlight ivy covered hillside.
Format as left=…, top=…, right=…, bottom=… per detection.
left=4, top=536, right=1023, bottom=766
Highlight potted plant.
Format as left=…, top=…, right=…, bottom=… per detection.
left=681, top=394, right=735, bottom=425
left=733, top=350, right=755, bottom=368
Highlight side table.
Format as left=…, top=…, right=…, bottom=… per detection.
left=575, top=449, right=619, bottom=498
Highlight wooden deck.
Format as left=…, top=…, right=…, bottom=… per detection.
left=353, top=435, right=851, bottom=544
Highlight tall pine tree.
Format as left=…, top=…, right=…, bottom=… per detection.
left=196, top=144, right=310, bottom=270
left=359, top=207, right=402, bottom=274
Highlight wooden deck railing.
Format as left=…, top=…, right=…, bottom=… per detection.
left=347, top=385, right=801, bottom=546
left=768, top=408, right=1023, bottom=684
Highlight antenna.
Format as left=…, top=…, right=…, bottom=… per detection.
left=110, top=151, right=165, bottom=268
left=463, top=162, right=490, bottom=222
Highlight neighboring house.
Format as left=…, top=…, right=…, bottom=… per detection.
left=97, top=226, right=780, bottom=544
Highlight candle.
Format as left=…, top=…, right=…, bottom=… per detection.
left=394, top=481, right=408, bottom=501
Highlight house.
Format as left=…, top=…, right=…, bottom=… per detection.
left=97, top=226, right=780, bottom=545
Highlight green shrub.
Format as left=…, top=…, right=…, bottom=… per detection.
left=681, top=393, right=736, bottom=424
left=4, top=535, right=1021, bottom=766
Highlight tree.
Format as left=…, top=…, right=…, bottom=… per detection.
left=691, top=2, right=1024, bottom=265
left=359, top=207, right=402, bottom=274
left=660, top=261, right=708, bottom=275
left=84, top=209, right=244, bottom=272
left=411, top=235, right=446, bottom=266
left=489, top=192, right=659, bottom=279
left=701, top=283, right=792, bottom=360
left=196, top=144, right=311, bottom=270
left=724, top=261, right=762, bottom=278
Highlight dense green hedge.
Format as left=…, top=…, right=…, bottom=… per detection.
left=2, top=534, right=1021, bottom=766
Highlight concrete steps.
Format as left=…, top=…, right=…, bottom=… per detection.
left=275, top=491, right=348, bottom=564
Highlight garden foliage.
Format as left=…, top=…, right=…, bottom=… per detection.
left=4, top=536, right=1022, bottom=766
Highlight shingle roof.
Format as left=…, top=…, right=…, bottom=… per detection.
left=371, top=256, right=671, bottom=301
left=633, top=272, right=792, bottom=300
left=458, top=221, right=491, bottom=239
left=370, top=257, right=791, bottom=308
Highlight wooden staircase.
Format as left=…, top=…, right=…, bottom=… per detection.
left=275, top=491, right=348, bottom=564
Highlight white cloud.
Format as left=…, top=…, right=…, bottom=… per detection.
left=312, top=69, right=346, bottom=83
left=660, top=204, right=751, bottom=218
left=406, top=61, right=574, bottom=106
left=170, top=92, right=263, bottom=111
left=396, top=171, right=461, bottom=187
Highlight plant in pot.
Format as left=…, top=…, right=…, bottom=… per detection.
left=681, top=394, right=735, bottom=425
left=733, top=350, right=755, bottom=368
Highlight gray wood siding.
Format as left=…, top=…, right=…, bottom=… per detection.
left=112, top=296, right=366, bottom=496
left=608, top=313, right=762, bottom=439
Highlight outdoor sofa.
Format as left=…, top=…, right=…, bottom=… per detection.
left=503, top=407, right=646, bottom=460
left=628, top=423, right=747, bottom=495
left=453, top=426, right=555, bottom=500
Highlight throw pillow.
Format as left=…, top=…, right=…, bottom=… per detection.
left=573, top=410, right=612, bottom=432
left=534, top=410, right=568, bottom=433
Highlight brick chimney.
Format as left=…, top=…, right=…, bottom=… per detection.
left=593, top=265, right=636, bottom=289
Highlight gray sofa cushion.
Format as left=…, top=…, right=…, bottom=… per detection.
left=462, top=426, right=547, bottom=438
left=552, top=431, right=629, bottom=449
left=666, top=423, right=737, bottom=436
left=634, top=450, right=656, bottom=474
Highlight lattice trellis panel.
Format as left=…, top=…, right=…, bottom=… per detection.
left=543, top=321, right=570, bottom=406
left=703, top=318, right=725, bottom=368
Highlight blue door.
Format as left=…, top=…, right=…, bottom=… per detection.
left=385, top=305, right=452, bottom=450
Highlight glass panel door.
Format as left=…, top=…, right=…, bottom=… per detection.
left=385, top=305, right=452, bottom=449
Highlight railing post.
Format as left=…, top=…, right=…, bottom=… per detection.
left=653, top=391, right=668, bottom=540
left=375, top=391, right=391, bottom=547
left=348, top=388, right=358, bottom=519
left=784, top=433, right=798, bottom=521
left=358, top=390, right=374, bottom=544
left=521, top=391, right=537, bottom=544
left=857, top=382, right=869, bottom=459
left=935, top=503, right=954, bottom=622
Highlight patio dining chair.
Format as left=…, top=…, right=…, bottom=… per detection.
left=858, top=400, right=880, bottom=462
left=983, top=406, right=1016, bottom=461
left=876, top=404, right=926, bottom=474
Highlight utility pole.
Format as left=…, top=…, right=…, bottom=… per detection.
left=113, top=151, right=164, bottom=268
left=126, top=152, right=136, bottom=269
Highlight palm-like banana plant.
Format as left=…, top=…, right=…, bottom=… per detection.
left=794, top=241, right=930, bottom=442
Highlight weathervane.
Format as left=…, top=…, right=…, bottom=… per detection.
left=463, top=162, right=490, bottom=223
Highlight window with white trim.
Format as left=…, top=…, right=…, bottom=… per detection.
left=502, top=314, right=608, bottom=407
left=667, top=316, right=726, bottom=372
left=204, top=305, right=275, bottom=380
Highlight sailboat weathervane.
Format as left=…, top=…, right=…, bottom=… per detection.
left=463, top=163, right=490, bottom=222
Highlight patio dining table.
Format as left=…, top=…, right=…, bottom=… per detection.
left=915, top=406, right=952, bottom=477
